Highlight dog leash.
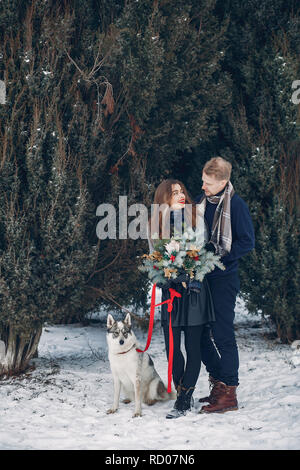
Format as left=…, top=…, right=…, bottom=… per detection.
left=136, top=283, right=181, bottom=393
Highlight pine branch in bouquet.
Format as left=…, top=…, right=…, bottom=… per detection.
left=138, top=229, right=225, bottom=286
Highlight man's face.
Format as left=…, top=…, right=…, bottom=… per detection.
left=202, top=172, right=228, bottom=197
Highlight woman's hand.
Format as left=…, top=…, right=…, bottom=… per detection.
left=172, top=271, right=189, bottom=284
left=156, top=280, right=174, bottom=290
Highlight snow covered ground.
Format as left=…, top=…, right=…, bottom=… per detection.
left=0, top=297, right=299, bottom=450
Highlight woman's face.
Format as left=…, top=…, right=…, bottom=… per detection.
left=169, top=183, right=185, bottom=209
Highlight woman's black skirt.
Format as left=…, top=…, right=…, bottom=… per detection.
left=160, top=277, right=215, bottom=327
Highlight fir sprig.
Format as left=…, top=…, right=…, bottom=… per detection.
left=138, top=227, right=225, bottom=285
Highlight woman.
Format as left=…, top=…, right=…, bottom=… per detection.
left=148, top=179, right=215, bottom=419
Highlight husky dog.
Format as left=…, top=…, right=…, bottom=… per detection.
left=106, top=313, right=176, bottom=417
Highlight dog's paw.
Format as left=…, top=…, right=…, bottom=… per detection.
left=106, top=408, right=118, bottom=415
left=132, top=411, right=142, bottom=418
left=145, top=399, right=158, bottom=406
left=122, top=398, right=131, bottom=404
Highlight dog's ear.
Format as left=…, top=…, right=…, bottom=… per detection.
left=124, top=313, right=131, bottom=327
left=107, top=314, right=115, bottom=329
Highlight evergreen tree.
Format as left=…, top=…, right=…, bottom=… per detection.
left=84, top=0, right=231, bottom=313
left=0, top=1, right=111, bottom=375
left=0, top=0, right=230, bottom=374
left=181, top=0, right=300, bottom=341
left=2, top=0, right=297, bottom=376
left=222, top=0, right=300, bottom=342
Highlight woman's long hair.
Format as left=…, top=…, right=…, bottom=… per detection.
left=148, top=179, right=197, bottom=241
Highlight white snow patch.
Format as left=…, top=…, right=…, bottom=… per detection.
left=0, top=297, right=299, bottom=450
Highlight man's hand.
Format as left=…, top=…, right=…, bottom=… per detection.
left=172, top=272, right=190, bottom=284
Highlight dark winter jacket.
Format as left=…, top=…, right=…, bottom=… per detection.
left=195, top=191, right=255, bottom=279
left=154, top=208, right=215, bottom=326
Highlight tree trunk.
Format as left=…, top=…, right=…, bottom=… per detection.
left=0, top=325, right=43, bottom=378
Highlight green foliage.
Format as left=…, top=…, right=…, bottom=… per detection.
left=84, top=0, right=231, bottom=309
left=1, top=0, right=230, bottom=337
left=180, top=0, right=300, bottom=342
left=223, top=1, right=300, bottom=342
left=139, top=226, right=224, bottom=285
left=1, top=0, right=298, bottom=352
left=101, top=0, right=230, bottom=183
left=0, top=1, right=100, bottom=334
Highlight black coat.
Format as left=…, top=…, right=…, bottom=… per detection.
left=160, top=277, right=215, bottom=327
left=157, top=208, right=215, bottom=327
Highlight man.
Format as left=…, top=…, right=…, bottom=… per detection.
left=195, top=157, right=255, bottom=413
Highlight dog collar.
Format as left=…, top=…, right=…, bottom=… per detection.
left=117, top=344, right=136, bottom=355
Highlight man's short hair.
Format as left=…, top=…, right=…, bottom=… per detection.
left=203, top=157, right=232, bottom=181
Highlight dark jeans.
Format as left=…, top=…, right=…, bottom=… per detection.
left=201, top=273, right=240, bottom=386
left=162, top=324, right=204, bottom=390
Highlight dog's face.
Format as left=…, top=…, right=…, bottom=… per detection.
left=106, top=313, right=136, bottom=354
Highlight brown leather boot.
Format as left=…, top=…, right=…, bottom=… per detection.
left=198, top=376, right=219, bottom=404
left=200, top=382, right=238, bottom=413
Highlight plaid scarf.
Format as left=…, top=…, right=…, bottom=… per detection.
left=199, top=181, right=235, bottom=256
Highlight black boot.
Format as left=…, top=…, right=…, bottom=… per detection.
left=166, top=386, right=195, bottom=419
left=174, top=379, right=194, bottom=408
left=174, top=378, right=183, bottom=395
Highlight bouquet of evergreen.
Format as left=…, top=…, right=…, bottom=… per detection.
left=139, top=226, right=225, bottom=286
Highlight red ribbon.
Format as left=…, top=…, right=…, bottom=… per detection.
left=136, top=283, right=182, bottom=393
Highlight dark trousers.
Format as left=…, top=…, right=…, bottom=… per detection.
left=162, top=324, right=204, bottom=390
left=201, top=274, right=240, bottom=386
